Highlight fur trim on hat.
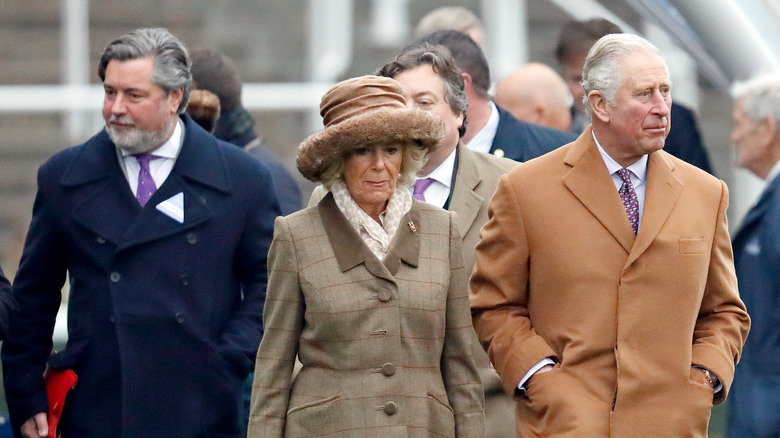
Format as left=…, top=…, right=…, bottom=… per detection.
left=296, top=106, right=444, bottom=182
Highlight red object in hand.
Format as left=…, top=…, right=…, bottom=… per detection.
left=45, top=368, right=78, bottom=438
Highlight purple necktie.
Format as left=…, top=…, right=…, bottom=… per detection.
left=413, top=178, right=435, bottom=202
left=133, top=154, right=159, bottom=207
left=617, top=168, right=639, bottom=235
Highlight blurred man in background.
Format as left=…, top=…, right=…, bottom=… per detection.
left=416, top=30, right=576, bottom=162
left=727, top=73, right=780, bottom=438
left=494, top=62, right=573, bottom=132
left=190, top=48, right=302, bottom=215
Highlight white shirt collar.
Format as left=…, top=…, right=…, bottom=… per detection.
left=766, top=159, right=780, bottom=183
left=465, top=101, right=500, bottom=155
left=592, top=130, right=648, bottom=183
left=424, top=143, right=457, bottom=188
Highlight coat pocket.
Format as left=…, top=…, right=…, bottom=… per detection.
left=679, top=238, right=708, bottom=254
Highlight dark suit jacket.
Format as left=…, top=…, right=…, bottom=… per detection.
left=489, top=105, right=577, bottom=162
left=245, top=139, right=302, bottom=216
left=0, top=265, right=14, bottom=339
left=1, top=116, right=280, bottom=438
left=732, top=171, right=780, bottom=370
left=665, top=103, right=714, bottom=175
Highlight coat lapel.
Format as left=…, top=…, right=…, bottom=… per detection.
left=449, top=142, right=483, bottom=237
left=65, top=117, right=225, bottom=251
left=319, top=193, right=395, bottom=283
left=64, top=130, right=141, bottom=246
left=383, top=202, right=420, bottom=276
left=119, top=117, right=224, bottom=250
left=626, top=151, right=682, bottom=266
left=733, top=173, right=779, bottom=244
left=562, top=130, right=635, bottom=254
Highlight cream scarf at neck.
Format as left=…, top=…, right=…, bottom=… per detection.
left=331, top=180, right=412, bottom=260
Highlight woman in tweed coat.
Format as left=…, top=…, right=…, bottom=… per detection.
left=247, top=76, right=485, bottom=437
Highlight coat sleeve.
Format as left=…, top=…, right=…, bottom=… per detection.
left=0, top=264, right=16, bottom=340
left=469, top=175, right=558, bottom=396
left=248, top=216, right=304, bottom=438
left=441, top=211, right=486, bottom=437
left=214, top=161, right=281, bottom=376
left=1, top=167, right=69, bottom=432
left=691, top=180, right=750, bottom=404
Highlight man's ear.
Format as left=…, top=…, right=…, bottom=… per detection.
left=588, top=90, right=610, bottom=123
left=461, top=72, right=472, bottom=90
left=760, top=114, right=778, bottom=144
left=167, top=88, right=185, bottom=114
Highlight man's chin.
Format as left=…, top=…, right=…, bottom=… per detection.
left=107, top=127, right=159, bottom=154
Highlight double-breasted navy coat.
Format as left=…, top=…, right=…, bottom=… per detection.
left=2, top=116, right=280, bottom=437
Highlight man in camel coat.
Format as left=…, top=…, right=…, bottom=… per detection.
left=470, top=33, right=750, bottom=437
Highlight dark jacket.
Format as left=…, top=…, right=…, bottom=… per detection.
left=664, top=103, right=714, bottom=175
left=489, top=105, right=577, bottom=162
left=0, top=265, right=14, bottom=339
left=732, top=171, right=780, bottom=370
left=1, top=116, right=280, bottom=437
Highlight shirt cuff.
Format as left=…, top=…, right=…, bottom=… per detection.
left=516, top=357, right=556, bottom=395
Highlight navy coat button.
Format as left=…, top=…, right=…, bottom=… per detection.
left=180, top=275, right=190, bottom=286
left=175, top=312, right=185, bottom=323
left=110, top=272, right=121, bottom=283
left=96, top=236, right=106, bottom=244
left=186, top=233, right=197, bottom=244
left=109, top=315, right=115, bottom=323
left=378, top=289, right=392, bottom=302
left=381, top=363, right=396, bottom=376
left=383, top=401, right=398, bottom=415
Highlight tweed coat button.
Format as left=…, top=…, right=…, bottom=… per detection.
left=180, top=275, right=191, bottom=286
left=175, top=312, right=185, bottom=323
left=186, top=233, right=197, bottom=244
left=381, top=363, right=396, bottom=376
left=109, top=272, right=121, bottom=283
left=383, top=401, right=398, bottom=415
left=377, top=289, right=392, bottom=302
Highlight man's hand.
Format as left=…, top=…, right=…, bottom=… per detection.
left=21, top=412, right=48, bottom=438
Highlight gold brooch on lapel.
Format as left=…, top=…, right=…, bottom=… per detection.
left=407, top=221, right=416, bottom=233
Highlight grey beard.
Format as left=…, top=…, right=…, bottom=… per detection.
left=107, top=124, right=170, bottom=155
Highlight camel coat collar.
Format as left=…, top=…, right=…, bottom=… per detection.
left=562, top=127, right=683, bottom=267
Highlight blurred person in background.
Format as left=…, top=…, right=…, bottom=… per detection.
left=727, top=73, right=780, bottom=438
left=556, top=18, right=714, bottom=174
left=415, top=6, right=484, bottom=47
left=415, top=30, right=576, bottom=162
left=471, top=33, right=749, bottom=437
left=494, top=62, right=573, bottom=132
left=0, top=265, right=13, bottom=340
left=249, top=75, right=485, bottom=437
left=190, top=48, right=302, bottom=215
left=1, top=28, right=280, bottom=438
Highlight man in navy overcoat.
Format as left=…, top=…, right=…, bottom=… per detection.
left=1, top=28, right=280, bottom=438
left=727, top=74, right=780, bottom=438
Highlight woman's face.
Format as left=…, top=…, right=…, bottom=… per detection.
left=343, top=141, right=404, bottom=217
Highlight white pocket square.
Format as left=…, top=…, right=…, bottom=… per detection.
left=156, top=192, right=184, bottom=223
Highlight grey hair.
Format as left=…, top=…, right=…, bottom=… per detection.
left=580, top=33, right=668, bottom=114
left=98, top=28, right=192, bottom=114
left=732, top=73, right=780, bottom=124
left=377, top=44, right=469, bottom=137
left=320, top=141, right=428, bottom=190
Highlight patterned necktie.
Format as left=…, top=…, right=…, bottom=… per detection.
left=617, top=168, right=639, bottom=235
left=413, top=178, right=435, bottom=202
left=133, top=154, right=159, bottom=207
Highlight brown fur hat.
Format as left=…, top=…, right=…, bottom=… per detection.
left=297, top=75, right=444, bottom=182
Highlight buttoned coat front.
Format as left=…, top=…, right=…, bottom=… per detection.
left=470, top=128, right=750, bottom=437
left=249, top=194, right=485, bottom=437
left=2, top=116, right=280, bottom=437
